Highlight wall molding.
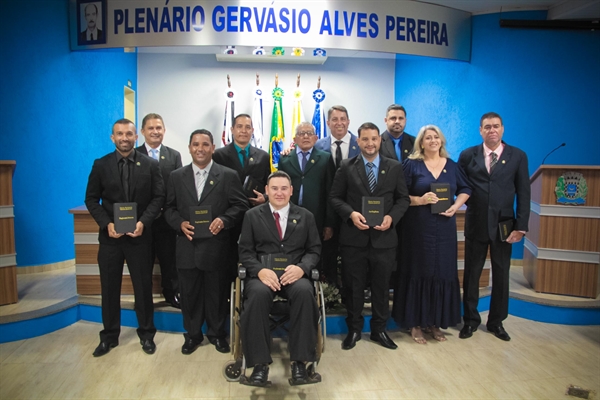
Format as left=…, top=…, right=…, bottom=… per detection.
left=17, top=259, right=75, bottom=274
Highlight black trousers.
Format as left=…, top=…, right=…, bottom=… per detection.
left=320, top=229, right=340, bottom=285
left=341, top=245, right=395, bottom=333
left=178, top=267, right=227, bottom=341
left=151, top=215, right=178, bottom=298
left=463, top=236, right=512, bottom=329
left=241, top=278, right=318, bottom=367
left=97, top=239, right=156, bottom=343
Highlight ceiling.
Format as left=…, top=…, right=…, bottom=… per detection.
left=417, top=0, right=600, bottom=19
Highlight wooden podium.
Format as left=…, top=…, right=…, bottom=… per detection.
left=523, top=165, right=600, bottom=298
left=0, top=161, right=18, bottom=305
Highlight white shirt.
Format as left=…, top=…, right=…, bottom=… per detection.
left=330, top=132, right=351, bottom=162
left=192, top=161, right=213, bottom=200
left=483, top=143, right=504, bottom=173
left=86, top=28, right=99, bottom=41
left=145, top=143, right=162, bottom=160
left=269, top=202, right=290, bottom=238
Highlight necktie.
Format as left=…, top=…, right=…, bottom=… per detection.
left=150, top=149, right=158, bottom=160
left=395, top=140, right=402, bottom=161
left=273, top=212, right=283, bottom=240
left=301, top=151, right=308, bottom=172
left=120, top=158, right=130, bottom=202
left=490, top=152, right=498, bottom=173
left=196, top=170, right=207, bottom=201
left=240, top=149, right=247, bottom=167
left=335, top=140, right=343, bottom=168
left=367, top=162, right=376, bottom=193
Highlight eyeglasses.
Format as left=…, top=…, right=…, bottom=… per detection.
left=296, top=131, right=315, bottom=137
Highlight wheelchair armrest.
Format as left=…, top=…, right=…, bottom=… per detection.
left=310, top=268, right=320, bottom=281
left=238, top=265, right=247, bottom=280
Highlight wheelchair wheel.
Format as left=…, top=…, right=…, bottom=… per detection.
left=315, top=281, right=327, bottom=358
left=232, top=278, right=243, bottom=358
left=223, top=359, right=242, bottom=382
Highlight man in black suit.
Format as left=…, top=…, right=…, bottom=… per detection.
left=278, top=122, right=335, bottom=241
left=458, top=112, right=530, bottom=341
left=136, top=113, right=182, bottom=309
left=78, top=3, right=104, bottom=43
left=238, top=171, right=322, bottom=386
left=85, top=118, right=165, bottom=357
left=330, top=122, right=410, bottom=351
left=164, top=129, right=249, bottom=355
left=379, top=104, right=416, bottom=162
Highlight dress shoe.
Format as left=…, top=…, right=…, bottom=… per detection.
left=140, top=339, right=156, bottom=354
left=370, top=331, right=398, bottom=349
left=488, top=325, right=511, bottom=341
left=247, top=364, right=269, bottom=386
left=459, top=325, right=477, bottom=339
left=181, top=337, right=202, bottom=355
left=209, top=337, right=230, bottom=353
left=290, top=362, right=308, bottom=385
left=342, top=331, right=361, bottom=350
left=167, top=293, right=181, bottom=309
left=92, top=341, right=117, bottom=357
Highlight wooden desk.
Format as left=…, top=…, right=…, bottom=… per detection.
left=0, top=161, right=18, bottom=305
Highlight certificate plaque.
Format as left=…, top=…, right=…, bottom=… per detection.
left=361, top=196, right=384, bottom=227
left=190, top=205, right=212, bottom=239
left=243, top=175, right=264, bottom=198
left=261, top=253, right=290, bottom=278
left=498, top=219, right=514, bottom=242
left=113, top=202, right=137, bottom=233
left=430, top=183, right=451, bottom=214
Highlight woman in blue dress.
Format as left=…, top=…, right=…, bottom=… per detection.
left=392, top=125, right=471, bottom=344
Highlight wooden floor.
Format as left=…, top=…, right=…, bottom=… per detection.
left=0, top=265, right=599, bottom=399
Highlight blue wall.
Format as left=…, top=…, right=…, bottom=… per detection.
left=0, top=1, right=137, bottom=267
left=394, top=11, right=600, bottom=258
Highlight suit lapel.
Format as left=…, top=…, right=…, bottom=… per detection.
left=259, top=204, right=283, bottom=242
left=475, top=145, right=488, bottom=176
left=129, top=151, right=141, bottom=199
left=199, top=163, right=220, bottom=203
left=288, top=149, right=302, bottom=174
left=493, top=143, right=512, bottom=177
left=382, top=134, right=397, bottom=160
left=353, top=156, right=372, bottom=196
left=283, top=206, right=301, bottom=241
left=182, top=165, right=198, bottom=201
left=349, top=135, right=359, bottom=157
left=375, top=157, right=391, bottom=193
left=109, top=153, right=126, bottom=200
left=303, top=150, right=319, bottom=174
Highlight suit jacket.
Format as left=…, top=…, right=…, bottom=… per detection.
left=78, top=29, right=104, bottom=43
left=315, top=133, right=361, bottom=160
left=458, top=142, right=530, bottom=242
left=277, top=147, right=335, bottom=233
left=213, top=143, right=271, bottom=194
left=84, top=150, right=165, bottom=244
left=330, top=155, right=410, bottom=249
left=238, top=203, right=321, bottom=278
left=136, top=144, right=182, bottom=190
left=164, top=162, right=250, bottom=270
left=379, top=131, right=416, bottom=162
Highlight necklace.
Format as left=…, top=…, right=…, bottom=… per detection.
left=424, top=156, right=443, bottom=170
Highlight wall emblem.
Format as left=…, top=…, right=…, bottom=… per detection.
left=555, top=172, right=587, bottom=205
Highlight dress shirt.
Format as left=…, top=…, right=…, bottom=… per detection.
left=86, top=28, right=99, bottom=41
left=483, top=143, right=505, bottom=173
left=329, top=132, right=351, bottom=161
left=144, top=143, right=162, bottom=160
left=192, top=160, right=213, bottom=199
left=362, top=155, right=380, bottom=186
left=269, top=202, right=290, bottom=238
left=234, top=142, right=249, bottom=167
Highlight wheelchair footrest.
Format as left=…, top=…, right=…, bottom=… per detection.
left=239, top=374, right=272, bottom=388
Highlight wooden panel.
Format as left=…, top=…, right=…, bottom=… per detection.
left=0, top=218, right=15, bottom=254
left=75, top=244, right=99, bottom=264
left=0, top=162, right=15, bottom=206
left=74, top=214, right=100, bottom=233
left=457, top=269, right=490, bottom=288
left=538, top=168, right=600, bottom=206
left=456, top=211, right=465, bottom=231
left=538, top=216, right=600, bottom=252
left=0, top=265, right=18, bottom=305
left=76, top=275, right=162, bottom=295
left=535, top=259, right=599, bottom=298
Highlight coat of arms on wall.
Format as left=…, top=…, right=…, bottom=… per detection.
left=555, top=172, right=588, bottom=205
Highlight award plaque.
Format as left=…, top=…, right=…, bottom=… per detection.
left=498, top=219, right=514, bottom=242
left=261, top=253, right=290, bottom=278
left=113, top=202, right=137, bottom=233
left=243, top=175, right=264, bottom=197
left=190, top=205, right=212, bottom=239
left=361, top=196, right=384, bottom=227
left=430, top=183, right=451, bottom=214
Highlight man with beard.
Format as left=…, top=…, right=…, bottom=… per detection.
left=379, top=104, right=415, bottom=162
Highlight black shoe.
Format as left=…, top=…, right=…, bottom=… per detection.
left=370, top=331, right=398, bottom=349
left=342, top=331, right=361, bottom=350
left=488, top=325, right=511, bottom=341
left=209, top=337, right=230, bottom=353
left=181, top=337, right=202, bottom=355
left=140, top=339, right=156, bottom=354
left=166, top=293, right=181, bottom=309
left=92, top=341, right=117, bottom=357
left=459, top=325, right=477, bottom=339
left=290, top=362, right=308, bottom=385
left=247, top=364, right=269, bottom=386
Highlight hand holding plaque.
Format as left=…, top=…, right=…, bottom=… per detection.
left=190, top=205, right=212, bottom=239
left=430, top=183, right=451, bottom=214
left=361, top=196, right=384, bottom=227
left=113, top=202, right=137, bottom=234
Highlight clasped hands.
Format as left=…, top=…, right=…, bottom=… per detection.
left=258, top=265, right=304, bottom=292
left=107, top=221, right=144, bottom=238
left=350, top=212, right=392, bottom=231
left=180, top=217, right=225, bottom=241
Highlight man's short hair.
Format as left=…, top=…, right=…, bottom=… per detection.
left=233, top=113, right=253, bottom=126
left=357, top=122, right=380, bottom=137
left=327, top=105, right=349, bottom=120
left=295, top=122, right=315, bottom=135
left=113, top=118, right=135, bottom=131
left=189, top=129, right=213, bottom=144
left=267, top=170, right=292, bottom=185
left=386, top=104, right=407, bottom=117
left=85, top=3, right=98, bottom=14
left=480, top=112, right=503, bottom=126
left=142, top=113, right=164, bottom=129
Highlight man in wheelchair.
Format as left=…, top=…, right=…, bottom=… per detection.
left=238, top=171, right=322, bottom=386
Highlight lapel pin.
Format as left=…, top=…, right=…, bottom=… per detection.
left=381, top=170, right=386, bottom=174
left=210, top=181, right=214, bottom=185
left=249, top=157, right=254, bottom=162
left=352, top=146, right=356, bottom=150
left=404, top=149, right=408, bottom=153
left=502, top=160, right=506, bottom=164
left=311, top=160, right=315, bottom=164
left=443, top=169, right=447, bottom=173
left=161, top=155, right=165, bottom=159
left=136, top=162, right=141, bottom=166
left=293, top=219, right=297, bottom=224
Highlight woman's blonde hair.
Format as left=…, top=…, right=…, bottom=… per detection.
left=408, top=124, right=450, bottom=160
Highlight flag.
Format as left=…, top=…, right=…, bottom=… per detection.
left=221, top=88, right=235, bottom=146
left=291, top=87, right=304, bottom=143
left=251, top=86, right=264, bottom=149
left=312, top=88, right=326, bottom=139
left=269, top=87, right=285, bottom=172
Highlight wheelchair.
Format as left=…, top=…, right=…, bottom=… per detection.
left=223, top=265, right=327, bottom=385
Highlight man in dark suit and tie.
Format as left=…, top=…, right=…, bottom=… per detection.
left=164, top=129, right=249, bottom=355
left=78, top=3, right=104, bottom=43
left=136, top=113, right=182, bottom=309
left=278, top=122, right=335, bottom=244
left=458, top=112, right=530, bottom=341
left=85, top=118, right=165, bottom=357
left=238, top=171, right=322, bottom=386
left=379, top=104, right=416, bottom=162
left=330, top=122, right=410, bottom=351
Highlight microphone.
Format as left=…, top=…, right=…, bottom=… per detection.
left=542, top=143, right=566, bottom=165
